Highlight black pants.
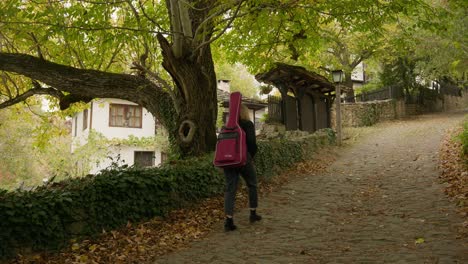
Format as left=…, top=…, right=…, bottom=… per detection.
left=223, top=162, right=258, bottom=216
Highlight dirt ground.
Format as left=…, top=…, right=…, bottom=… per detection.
left=155, top=112, right=468, bottom=264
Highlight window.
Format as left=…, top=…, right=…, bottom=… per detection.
left=134, top=151, right=155, bottom=167
left=73, top=116, right=78, bottom=136
left=109, top=104, right=142, bottom=128
left=83, top=109, right=88, bottom=130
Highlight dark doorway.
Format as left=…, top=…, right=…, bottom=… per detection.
left=284, top=95, right=298, bottom=130
left=315, top=96, right=328, bottom=130
left=300, top=94, right=316, bottom=132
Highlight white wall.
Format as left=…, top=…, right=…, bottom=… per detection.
left=71, top=111, right=90, bottom=152
left=89, top=145, right=164, bottom=174
left=71, top=98, right=155, bottom=147
left=91, top=99, right=155, bottom=139
left=71, top=98, right=160, bottom=174
left=351, top=62, right=365, bottom=82
left=218, top=80, right=231, bottom=92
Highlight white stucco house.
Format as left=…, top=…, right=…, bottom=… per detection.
left=71, top=81, right=267, bottom=175
left=71, top=98, right=166, bottom=174
left=351, top=61, right=366, bottom=89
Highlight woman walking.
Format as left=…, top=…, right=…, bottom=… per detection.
left=223, top=104, right=262, bottom=231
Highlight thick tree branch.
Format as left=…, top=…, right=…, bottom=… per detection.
left=178, top=0, right=193, bottom=39
left=59, top=94, right=94, bottom=110
left=168, top=0, right=184, bottom=58
left=351, top=50, right=373, bottom=68
left=0, top=53, right=173, bottom=119
left=131, top=61, right=180, bottom=114
left=0, top=87, right=61, bottom=109
left=0, top=20, right=158, bottom=34
left=350, top=56, right=364, bottom=69
left=156, top=33, right=187, bottom=102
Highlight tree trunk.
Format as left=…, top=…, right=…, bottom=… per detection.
left=157, top=34, right=218, bottom=157
left=344, top=71, right=355, bottom=102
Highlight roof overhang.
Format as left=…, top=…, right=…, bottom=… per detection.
left=255, top=63, right=335, bottom=95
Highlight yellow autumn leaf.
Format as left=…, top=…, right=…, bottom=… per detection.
left=89, top=244, right=98, bottom=252
left=415, top=238, right=425, bottom=244
left=79, top=255, right=88, bottom=263
left=71, top=243, right=80, bottom=251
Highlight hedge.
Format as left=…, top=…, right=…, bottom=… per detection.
left=0, top=129, right=335, bottom=259
left=459, top=118, right=468, bottom=156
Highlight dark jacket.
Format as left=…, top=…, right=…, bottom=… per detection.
left=239, top=119, right=257, bottom=158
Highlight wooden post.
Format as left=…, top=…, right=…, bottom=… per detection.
left=336, top=84, right=342, bottom=146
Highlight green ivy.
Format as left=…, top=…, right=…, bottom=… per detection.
left=358, top=104, right=381, bottom=126
left=156, top=93, right=179, bottom=156
left=107, top=135, right=157, bottom=147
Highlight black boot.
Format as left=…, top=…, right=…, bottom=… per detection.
left=224, top=217, right=237, bottom=232
left=249, top=210, right=262, bottom=223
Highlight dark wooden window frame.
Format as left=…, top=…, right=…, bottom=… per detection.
left=83, top=109, right=88, bottom=131
left=134, top=151, right=155, bottom=167
left=109, top=103, right=143, bottom=128
left=73, top=116, right=78, bottom=136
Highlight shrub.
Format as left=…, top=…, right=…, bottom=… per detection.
left=0, top=130, right=335, bottom=259
left=0, top=155, right=222, bottom=258
left=458, top=118, right=468, bottom=156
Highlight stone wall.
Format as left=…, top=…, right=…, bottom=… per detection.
left=330, top=90, right=467, bottom=129
left=409, top=90, right=468, bottom=114
left=258, top=123, right=335, bottom=149
left=331, top=99, right=406, bottom=128
left=440, top=92, right=468, bottom=111
left=405, top=104, right=419, bottom=116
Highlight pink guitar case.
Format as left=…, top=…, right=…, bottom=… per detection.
left=213, top=92, right=247, bottom=168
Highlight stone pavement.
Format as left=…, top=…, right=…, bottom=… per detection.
left=155, top=112, right=468, bottom=264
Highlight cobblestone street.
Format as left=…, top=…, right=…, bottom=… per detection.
left=156, top=112, right=468, bottom=264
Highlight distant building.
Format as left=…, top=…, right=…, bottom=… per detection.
left=216, top=80, right=267, bottom=132
left=351, top=61, right=366, bottom=90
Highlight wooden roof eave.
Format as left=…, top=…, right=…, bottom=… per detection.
left=255, top=63, right=336, bottom=95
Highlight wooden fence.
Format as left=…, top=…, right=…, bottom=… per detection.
left=348, top=83, right=463, bottom=103
left=346, top=85, right=403, bottom=102
left=267, top=95, right=282, bottom=123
